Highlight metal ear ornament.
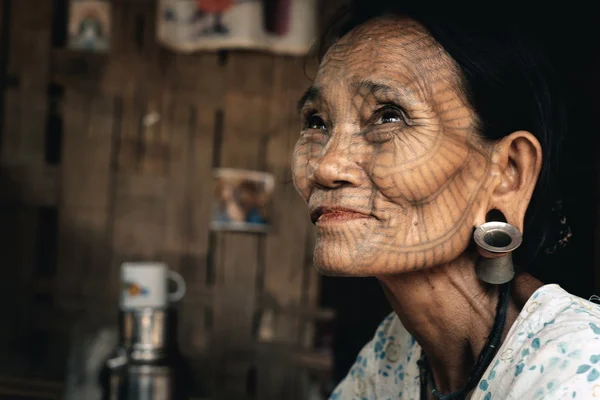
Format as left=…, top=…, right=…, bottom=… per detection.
left=473, top=222, right=522, bottom=284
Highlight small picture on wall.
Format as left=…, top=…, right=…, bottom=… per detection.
left=68, top=0, right=111, bottom=52
left=212, top=168, right=275, bottom=233
left=157, top=0, right=317, bottom=55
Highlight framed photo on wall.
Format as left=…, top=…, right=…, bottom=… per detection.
left=157, top=0, right=317, bottom=55
left=212, top=168, right=275, bottom=233
left=68, top=0, right=112, bottom=52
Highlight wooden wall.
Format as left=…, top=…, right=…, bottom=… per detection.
left=0, top=0, right=331, bottom=398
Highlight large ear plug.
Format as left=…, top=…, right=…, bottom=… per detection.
left=473, top=222, right=522, bottom=284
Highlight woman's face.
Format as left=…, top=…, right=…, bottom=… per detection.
left=292, top=17, right=496, bottom=276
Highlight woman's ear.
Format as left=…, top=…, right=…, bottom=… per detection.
left=481, top=131, right=543, bottom=232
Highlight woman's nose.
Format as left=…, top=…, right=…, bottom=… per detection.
left=309, top=143, right=365, bottom=189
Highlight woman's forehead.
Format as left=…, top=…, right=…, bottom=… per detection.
left=317, top=16, right=457, bottom=90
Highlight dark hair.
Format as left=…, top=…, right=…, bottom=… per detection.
left=314, top=4, right=577, bottom=278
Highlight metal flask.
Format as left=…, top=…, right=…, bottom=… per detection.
left=102, top=308, right=188, bottom=400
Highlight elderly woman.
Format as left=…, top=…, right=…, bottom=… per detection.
left=292, top=5, right=600, bottom=400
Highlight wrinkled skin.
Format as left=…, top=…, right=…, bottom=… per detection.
left=292, top=16, right=545, bottom=395
left=293, top=17, right=494, bottom=276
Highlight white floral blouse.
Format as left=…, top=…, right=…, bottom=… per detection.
left=330, top=284, right=600, bottom=399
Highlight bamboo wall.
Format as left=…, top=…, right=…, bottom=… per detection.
left=0, top=0, right=331, bottom=398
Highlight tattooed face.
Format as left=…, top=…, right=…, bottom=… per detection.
left=292, top=17, right=494, bottom=276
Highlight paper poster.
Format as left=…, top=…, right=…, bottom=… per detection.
left=157, top=0, right=317, bottom=55
left=68, top=0, right=111, bottom=52
left=212, top=168, right=275, bottom=233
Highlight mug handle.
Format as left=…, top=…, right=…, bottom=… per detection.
left=168, top=270, right=187, bottom=302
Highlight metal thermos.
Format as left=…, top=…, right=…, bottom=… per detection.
left=105, top=360, right=175, bottom=400
left=102, top=308, right=187, bottom=400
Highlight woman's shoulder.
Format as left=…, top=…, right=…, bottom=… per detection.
left=329, top=313, right=422, bottom=400
left=477, top=284, right=600, bottom=400
left=516, top=284, right=600, bottom=342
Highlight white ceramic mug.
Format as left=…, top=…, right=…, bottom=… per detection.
left=120, top=262, right=186, bottom=310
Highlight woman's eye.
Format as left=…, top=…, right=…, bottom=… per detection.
left=378, top=112, right=402, bottom=124
left=374, top=106, right=406, bottom=125
left=306, top=115, right=327, bottom=131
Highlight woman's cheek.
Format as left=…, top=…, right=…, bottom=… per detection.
left=292, top=144, right=311, bottom=200
left=372, top=156, right=455, bottom=203
left=371, top=139, right=470, bottom=203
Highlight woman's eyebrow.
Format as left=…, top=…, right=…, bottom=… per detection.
left=349, top=78, right=419, bottom=107
left=296, top=79, right=415, bottom=112
left=297, top=86, right=321, bottom=112
left=349, top=79, right=395, bottom=96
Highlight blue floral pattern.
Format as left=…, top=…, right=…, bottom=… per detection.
left=330, top=284, right=600, bottom=399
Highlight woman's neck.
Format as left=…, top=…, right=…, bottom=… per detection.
left=377, top=253, right=542, bottom=394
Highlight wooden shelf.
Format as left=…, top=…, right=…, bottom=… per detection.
left=0, top=376, right=63, bottom=400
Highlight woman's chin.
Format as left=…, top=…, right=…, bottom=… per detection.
left=313, top=253, right=378, bottom=277
left=312, top=247, right=423, bottom=277
left=314, top=263, right=356, bottom=277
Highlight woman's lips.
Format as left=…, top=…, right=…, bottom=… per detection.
left=311, top=207, right=373, bottom=225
